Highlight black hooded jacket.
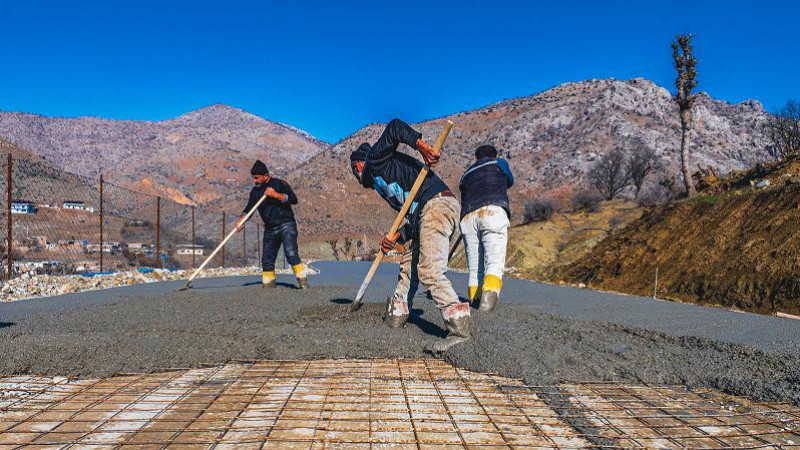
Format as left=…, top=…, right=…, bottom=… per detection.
left=242, top=177, right=298, bottom=229
left=360, top=119, right=449, bottom=241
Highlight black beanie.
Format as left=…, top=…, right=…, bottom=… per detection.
left=250, top=159, right=268, bottom=176
left=350, top=143, right=370, bottom=162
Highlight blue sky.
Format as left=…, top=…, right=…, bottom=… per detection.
left=0, top=0, right=797, bottom=143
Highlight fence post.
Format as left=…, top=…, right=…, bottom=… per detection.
left=99, top=174, right=104, bottom=273
left=221, top=211, right=226, bottom=268
left=191, top=205, right=196, bottom=270
left=6, top=153, right=12, bottom=280
left=156, top=196, right=161, bottom=268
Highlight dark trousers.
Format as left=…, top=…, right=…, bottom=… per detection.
left=262, top=221, right=302, bottom=271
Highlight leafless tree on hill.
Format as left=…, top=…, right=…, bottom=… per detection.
left=588, top=148, right=631, bottom=201
left=672, top=33, right=699, bottom=197
left=626, top=139, right=659, bottom=197
left=766, top=100, right=800, bottom=161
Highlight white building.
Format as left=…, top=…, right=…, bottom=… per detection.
left=176, top=244, right=204, bottom=256
left=62, top=201, right=95, bottom=213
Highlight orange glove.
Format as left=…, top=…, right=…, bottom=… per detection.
left=380, top=231, right=402, bottom=254
left=416, top=138, right=440, bottom=167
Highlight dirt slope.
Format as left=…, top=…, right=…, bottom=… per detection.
left=563, top=182, right=800, bottom=315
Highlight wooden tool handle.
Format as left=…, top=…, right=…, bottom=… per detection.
left=184, top=194, right=268, bottom=286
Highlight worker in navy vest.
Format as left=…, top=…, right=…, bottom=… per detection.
left=458, top=145, right=514, bottom=312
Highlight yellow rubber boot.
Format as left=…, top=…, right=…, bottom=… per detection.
left=479, top=275, right=502, bottom=312
left=467, top=285, right=482, bottom=304
left=292, top=264, right=309, bottom=289
left=262, top=271, right=276, bottom=288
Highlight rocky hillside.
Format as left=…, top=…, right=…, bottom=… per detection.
left=0, top=105, right=329, bottom=205
left=291, top=78, right=772, bottom=237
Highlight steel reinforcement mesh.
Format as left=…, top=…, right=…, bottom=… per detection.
left=1, top=359, right=799, bottom=449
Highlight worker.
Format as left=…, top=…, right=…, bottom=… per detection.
left=235, top=160, right=308, bottom=289
left=349, top=119, right=469, bottom=352
left=458, top=144, right=513, bottom=312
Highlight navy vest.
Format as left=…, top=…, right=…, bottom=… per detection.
left=459, top=157, right=513, bottom=220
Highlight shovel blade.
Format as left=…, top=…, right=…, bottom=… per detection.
left=349, top=300, right=363, bottom=312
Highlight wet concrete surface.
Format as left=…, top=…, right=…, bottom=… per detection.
left=0, top=261, right=799, bottom=404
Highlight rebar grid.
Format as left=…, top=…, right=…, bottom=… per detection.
left=1, top=359, right=798, bottom=449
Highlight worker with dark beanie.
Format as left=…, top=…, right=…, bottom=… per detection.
left=235, top=159, right=308, bottom=289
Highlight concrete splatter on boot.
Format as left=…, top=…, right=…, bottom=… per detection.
left=384, top=297, right=409, bottom=328
left=296, top=277, right=309, bottom=289
left=427, top=303, right=471, bottom=353
left=479, top=274, right=502, bottom=312
left=292, top=264, right=308, bottom=289
left=478, top=291, right=498, bottom=312
left=262, top=271, right=276, bottom=288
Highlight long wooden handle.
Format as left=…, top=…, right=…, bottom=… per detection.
left=351, top=121, right=454, bottom=308
left=183, top=194, right=268, bottom=287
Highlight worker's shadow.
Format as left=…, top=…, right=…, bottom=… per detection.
left=0, top=322, right=14, bottom=330
left=409, top=308, right=447, bottom=338
left=327, top=298, right=446, bottom=338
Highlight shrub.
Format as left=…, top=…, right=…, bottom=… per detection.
left=523, top=199, right=555, bottom=223
left=636, top=185, right=670, bottom=207
left=571, top=190, right=601, bottom=213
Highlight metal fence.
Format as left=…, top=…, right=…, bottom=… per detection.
left=0, top=153, right=279, bottom=279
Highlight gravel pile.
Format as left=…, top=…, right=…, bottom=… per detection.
left=0, top=265, right=318, bottom=302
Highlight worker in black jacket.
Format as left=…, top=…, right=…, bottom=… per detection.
left=350, top=118, right=469, bottom=352
left=235, top=160, right=308, bottom=289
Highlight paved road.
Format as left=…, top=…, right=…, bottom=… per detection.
left=2, top=260, right=799, bottom=356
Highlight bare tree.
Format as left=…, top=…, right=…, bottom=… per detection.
left=342, top=237, right=353, bottom=258
left=588, top=148, right=631, bottom=201
left=672, top=33, right=698, bottom=197
left=326, top=239, right=340, bottom=260
left=766, top=100, right=800, bottom=161
left=626, top=139, right=659, bottom=197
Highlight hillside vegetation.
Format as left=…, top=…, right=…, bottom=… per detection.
left=562, top=160, right=800, bottom=315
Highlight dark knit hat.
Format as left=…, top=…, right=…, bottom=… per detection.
left=350, top=143, right=371, bottom=162
left=250, top=159, right=268, bottom=176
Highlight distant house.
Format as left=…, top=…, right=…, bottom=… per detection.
left=14, top=260, right=59, bottom=272
left=11, top=201, right=36, bottom=214
left=53, top=240, right=88, bottom=251
left=62, top=201, right=95, bottom=213
left=176, top=244, right=204, bottom=256
left=87, top=242, right=120, bottom=254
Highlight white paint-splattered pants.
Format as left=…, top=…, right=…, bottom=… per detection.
left=389, top=196, right=469, bottom=321
left=460, top=205, right=509, bottom=296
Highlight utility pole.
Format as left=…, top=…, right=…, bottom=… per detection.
left=99, top=175, right=104, bottom=272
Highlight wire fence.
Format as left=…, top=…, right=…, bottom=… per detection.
left=0, top=153, right=280, bottom=279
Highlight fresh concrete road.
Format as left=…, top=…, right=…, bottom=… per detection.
left=1, top=260, right=799, bottom=405
left=4, top=260, right=798, bottom=357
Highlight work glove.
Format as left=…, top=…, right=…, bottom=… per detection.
left=416, top=138, right=440, bottom=167
left=380, top=231, right=401, bottom=254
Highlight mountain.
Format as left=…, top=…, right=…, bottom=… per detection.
left=290, top=78, right=773, bottom=238
left=0, top=104, right=330, bottom=205
left=0, top=78, right=773, bottom=244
